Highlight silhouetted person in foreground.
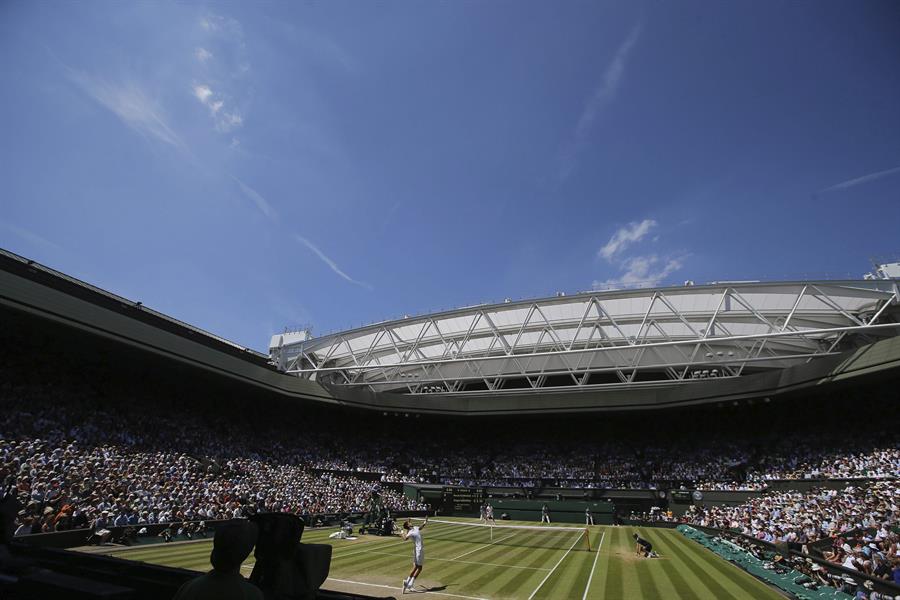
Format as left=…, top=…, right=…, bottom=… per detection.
left=173, top=521, right=263, bottom=600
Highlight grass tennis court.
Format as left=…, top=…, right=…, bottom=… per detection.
left=91, top=518, right=784, bottom=599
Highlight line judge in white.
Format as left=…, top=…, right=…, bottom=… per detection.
left=401, top=515, right=428, bottom=593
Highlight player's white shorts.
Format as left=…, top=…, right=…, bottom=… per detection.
left=414, top=549, right=424, bottom=566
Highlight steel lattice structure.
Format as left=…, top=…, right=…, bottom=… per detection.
left=271, top=281, right=900, bottom=395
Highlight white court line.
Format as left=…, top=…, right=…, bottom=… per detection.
left=356, top=549, right=550, bottom=571
left=448, top=532, right=517, bottom=560
left=241, top=522, right=462, bottom=570
left=330, top=522, right=458, bottom=560
left=581, top=531, right=605, bottom=600
left=328, top=537, right=395, bottom=555
left=527, top=531, right=584, bottom=600
left=327, top=577, right=488, bottom=600
left=330, top=538, right=408, bottom=559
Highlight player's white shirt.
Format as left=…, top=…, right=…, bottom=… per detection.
left=485, top=506, right=494, bottom=517
left=408, top=526, right=424, bottom=563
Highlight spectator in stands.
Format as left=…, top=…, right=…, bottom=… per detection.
left=13, top=516, right=30, bottom=537
left=173, top=521, right=263, bottom=600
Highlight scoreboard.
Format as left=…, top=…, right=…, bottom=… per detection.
left=441, top=487, right=485, bottom=513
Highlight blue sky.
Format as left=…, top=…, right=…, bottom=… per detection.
left=2, top=1, right=899, bottom=351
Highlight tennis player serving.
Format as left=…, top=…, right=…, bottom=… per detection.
left=401, top=515, right=428, bottom=593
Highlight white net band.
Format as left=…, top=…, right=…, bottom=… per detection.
left=416, top=518, right=586, bottom=533
left=406, top=518, right=591, bottom=551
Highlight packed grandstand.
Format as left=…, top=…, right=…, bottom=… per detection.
left=3, top=371, right=898, bottom=588
left=1, top=251, right=899, bottom=600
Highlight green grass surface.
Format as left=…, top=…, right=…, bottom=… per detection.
left=94, top=518, right=784, bottom=600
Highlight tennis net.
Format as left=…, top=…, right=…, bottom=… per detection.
left=406, top=518, right=592, bottom=552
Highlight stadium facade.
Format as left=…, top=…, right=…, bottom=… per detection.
left=3, top=247, right=900, bottom=415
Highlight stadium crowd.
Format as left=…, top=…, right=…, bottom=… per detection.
left=684, top=482, right=899, bottom=545
left=1, top=374, right=898, bottom=539
left=1, top=385, right=425, bottom=536
left=718, top=533, right=900, bottom=598
left=398, top=436, right=898, bottom=491
left=684, top=483, right=900, bottom=594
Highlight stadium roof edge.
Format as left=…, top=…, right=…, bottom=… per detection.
left=306, top=278, right=898, bottom=342
left=0, top=247, right=268, bottom=361
left=4, top=246, right=900, bottom=415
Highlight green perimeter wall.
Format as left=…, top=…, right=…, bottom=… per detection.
left=487, top=499, right=614, bottom=524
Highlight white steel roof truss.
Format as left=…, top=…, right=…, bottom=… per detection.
left=568, top=299, right=596, bottom=351
left=288, top=322, right=900, bottom=379
left=649, top=321, right=699, bottom=377
left=810, top=290, right=895, bottom=363
left=522, top=329, right=547, bottom=388
left=532, top=304, right=580, bottom=384
left=725, top=289, right=820, bottom=366
left=356, top=329, right=389, bottom=378
left=627, top=346, right=647, bottom=382
left=454, top=312, right=483, bottom=358
left=865, top=292, right=896, bottom=325
left=481, top=312, right=512, bottom=354
left=808, top=285, right=867, bottom=327
left=428, top=319, right=454, bottom=360
left=510, top=304, right=538, bottom=353
left=654, top=291, right=729, bottom=375
left=384, top=327, right=408, bottom=365
left=634, top=293, right=659, bottom=345
left=680, top=288, right=729, bottom=379
left=482, top=311, right=535, bottom=381
left=781, top=285, right=809, bottom=332
left=348, top=350, right=837, bottom=390
left=401, top=320, right=433, bottom=363
left=300, top=350, right=320, bottom=371
left=576, top=319, right=628, bottom=384
left=594, top=299, right=634, bottom=346
left=460, top=350, right=494, bottom=391
left=710, top=318, right=778, bottom=375
left=284, top=282, right=900, bottom=393
left=317, top=337, right=344, bottom=366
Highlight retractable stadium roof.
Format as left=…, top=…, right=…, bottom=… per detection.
left=273, top=280, right=900, bottom=396
left=5, top=246, right=900, bottom=414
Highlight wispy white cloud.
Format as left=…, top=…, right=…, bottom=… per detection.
left=193, top=13, right=248, bottom=134
left=594, top=218, right=686, bottom=289
left=192, top=83, right=243, bottom=132
left=200, top=15, right=234, bottom=34
left=574, top=24, right=642, bottom=141
left=67, top=69, right=187, bottom=151
left=231, top=176, right=276, bottom=220
left=818, top=165, right=900, bottom=194
left=195, top=47, right=213, bottom=63
left=219, top=111, right=243, bottom=130
left=560, top=23, right=642, bottom=180
left=294, top=234, right=372, bottom=290
left=193, top=84, right=212, bottom=103
left=598, top=219, right=656, bottom=261
left=594, top=255, right=684, bottom=290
